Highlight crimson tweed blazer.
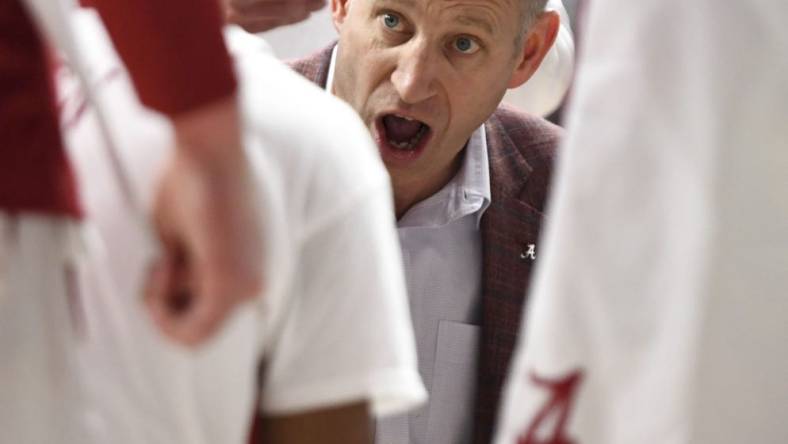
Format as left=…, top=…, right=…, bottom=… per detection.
left=289, top=44, right=561, bottom=444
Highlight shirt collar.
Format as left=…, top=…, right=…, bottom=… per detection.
left=326, top=44, right=339, bottom=93
left=464, top=125, right=492, bottom=229
left=396, top=125, right=491, bottom=229
left=326, top=44, right=491, bottom=229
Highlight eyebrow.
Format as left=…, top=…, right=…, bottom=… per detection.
left=377, top=0, right=418, bottom=7
left=456, top=14, right=495, bottom=36
left=375, top=0, right=497, bottom=36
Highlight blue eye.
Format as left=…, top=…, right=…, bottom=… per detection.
left=383, top=13, right=401, bottom=29
left=453, top=36, right=480, bottom=54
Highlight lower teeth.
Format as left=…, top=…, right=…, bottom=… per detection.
left=390, top=141, right=413, bottom=150
left=389, top=126, right=427, bottom=150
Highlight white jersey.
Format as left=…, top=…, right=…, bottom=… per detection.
left=494, top=1, right=788, bottom=443
left=1, top=3, right=110, bottom=443
left=60, top=10, right=425, bottom=444
left=0, top=214, right=91, bottom=444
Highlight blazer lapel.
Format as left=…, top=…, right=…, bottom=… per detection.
left=473, top=113, right=546, bottom=444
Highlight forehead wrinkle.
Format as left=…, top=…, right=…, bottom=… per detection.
left=455, top=14, right=495, bottom=36
left=440, top=0, right=511, bottom=37
left=374, top=0, right=418, bottom=9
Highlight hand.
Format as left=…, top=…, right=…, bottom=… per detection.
left=225, top=0, right=326, bottom=33
left=145, top=96, right=264, bottom=346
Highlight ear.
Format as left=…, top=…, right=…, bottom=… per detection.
left=508, top=10, right=561, bottom=89
left=331, top=0, right=351, bottom=33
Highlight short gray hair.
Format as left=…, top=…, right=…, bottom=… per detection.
left=521, top=0, right=549, bottom=31
left=516, top=0, right=548, bottom=45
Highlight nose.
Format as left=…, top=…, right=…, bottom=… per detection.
left=390, top=40, right=439, bottom=105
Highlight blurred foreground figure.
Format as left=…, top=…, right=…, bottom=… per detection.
left=79, top=0, right=265, bottom=347
left=494, top=1, right=788, bottom=443
left=1, top=0, right=263, bottom=441
left=60, top=9, right=424, bottom=444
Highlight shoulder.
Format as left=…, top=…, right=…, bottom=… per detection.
left=485, top=105, right=563, bottom=213
left=489, top=104, right=562, bottom=165
left=286, top=43, right=335, bottom=86
left=226, top=30, right=388, bottom=226
left=230, top=32, right=382, bottom=178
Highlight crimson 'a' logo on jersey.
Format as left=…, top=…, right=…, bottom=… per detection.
left=517, top=369, right=583, bottom=444
left=53, top=55, right=122, bottom=130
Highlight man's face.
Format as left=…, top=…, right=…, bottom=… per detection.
left=331, top=0, right=537, bottom=210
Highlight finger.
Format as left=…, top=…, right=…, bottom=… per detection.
left=168, top=273, right=235, bottom=346
left=227, top=0, right=287, bottom=10
left=305, top=0, right=326, bottom=12
left=144, top=256, right=181, bottom=340
left=285, top=7, right=312, bottom=25
left=227, top=2, right=317, bottom=32
left=228, top=15, right=287, bottom=33
left=239, top=1, right=319, bottom=20
left=144, top=242, right=201, bottom=344
left=163, top=245, right=194, bottom=316
left=230, top=1, right=304, bottom=17
left=172, top=248, right=264, bottom=345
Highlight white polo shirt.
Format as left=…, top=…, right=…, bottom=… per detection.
left=60, top=11, right=426, bottom=444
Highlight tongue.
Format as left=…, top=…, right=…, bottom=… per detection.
left=383, top=115, right=422, bottom=143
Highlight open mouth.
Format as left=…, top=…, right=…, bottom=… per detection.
left=376, top=114, right=432, bottom=158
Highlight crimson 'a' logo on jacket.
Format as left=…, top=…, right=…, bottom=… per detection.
left=517, top=369, right=583, bottom=444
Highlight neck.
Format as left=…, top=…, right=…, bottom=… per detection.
left=393, top=186, right=432, bottom=219
left=391, top=150, right=466, bottom=219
